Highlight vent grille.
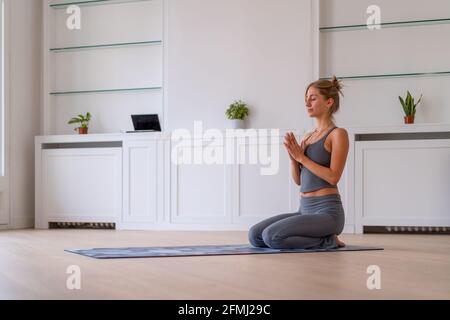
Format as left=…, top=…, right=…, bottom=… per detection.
left=49, top=222, right=115, bottom=229
left=364, top=226, right=450, bottom=234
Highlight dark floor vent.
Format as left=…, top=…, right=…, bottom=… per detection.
left=49, top=222, right=115, bottom=229
left=364, top=226, right=450, bottom=234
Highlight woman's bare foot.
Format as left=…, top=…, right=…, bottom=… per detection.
left=334, top=235, right=346, bottom=248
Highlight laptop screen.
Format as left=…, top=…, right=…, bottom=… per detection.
left=131, top=114, right=161, bottom=132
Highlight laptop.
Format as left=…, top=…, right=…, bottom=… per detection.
left=127, top=114, right=162, bottom=133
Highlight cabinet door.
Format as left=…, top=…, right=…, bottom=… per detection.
left=170, top=138, right=233, bottom=224
left=41, top=148, right=122, bottom=224
left=355, top=139, right=450, bottom=230
left=122, top=140, right=159, bottom=223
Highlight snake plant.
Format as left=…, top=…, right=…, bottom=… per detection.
left=399, top=91, right=422, bottom=116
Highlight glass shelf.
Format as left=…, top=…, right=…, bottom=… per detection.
left=320, top=18, right=450, bottom=32
left=50, top=86, right=162, bottom=95
left=320, top=71, right=450, bottom=81
left=50, top=40, right=162, bottom=52
left=50, top=0, right=150, bottom=9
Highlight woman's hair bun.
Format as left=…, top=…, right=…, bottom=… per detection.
left=331, top=75, right=343, bottom=95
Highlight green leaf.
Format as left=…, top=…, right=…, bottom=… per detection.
left=405, top=92, right=411, bottom=110
left=415, top=94, right=423, bottom=107
left=399, top=96, right=409, bottom=115
left=68, top=119, right=80, bottom=125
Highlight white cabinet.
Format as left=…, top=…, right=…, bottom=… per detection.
left=36, top=126, right=450, bottom=232
left=37, top=147, right=122, bottom=228
left=122, top=140, right=162, bottom=224
left=355, top=138, right=450, bottom=233
left=35, top=133, right=168, bottom=230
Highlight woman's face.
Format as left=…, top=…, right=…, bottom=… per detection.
left=305, top=87, right=333, bottom=118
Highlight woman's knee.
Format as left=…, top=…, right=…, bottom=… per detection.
left=261, top=226, right=285, bottom=249
left=248, top=225, right=266, bottom=247
left=248, top=213, right=297, bottom=248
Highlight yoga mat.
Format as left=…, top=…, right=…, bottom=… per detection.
left=65, top=244, right=383, bottom=259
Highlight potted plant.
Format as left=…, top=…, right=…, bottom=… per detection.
left=68, top=112, right=92, bottom=134
left=225, top=100, right=249, bottom=129
left=399, top=91, right=422, bottom=124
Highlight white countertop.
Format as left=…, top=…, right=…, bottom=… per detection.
left=345, top=123, right=450, bottom=134
left=35, top=131, right=171, bottom=143
left=35, top=123, right=450, bottom=144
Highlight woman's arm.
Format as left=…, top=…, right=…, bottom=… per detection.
left=285, top=134, right=309, bottom=186
left=299, top=128, right=349, bottom=185
left=290, top=160, right=301, bottom=186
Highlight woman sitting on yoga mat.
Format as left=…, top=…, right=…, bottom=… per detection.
left=249, top=76, right=348, bottom=249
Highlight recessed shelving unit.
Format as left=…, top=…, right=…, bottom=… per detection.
left=317, top=0, right=450, bottom=126
left=319, top=14, right=450, bottom=81
left=44, top=0, right=164, bottom=134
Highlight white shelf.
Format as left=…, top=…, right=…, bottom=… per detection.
left=50, top=0, right=152, bottom=9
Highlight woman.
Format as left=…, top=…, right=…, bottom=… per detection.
left=248, top=76, right=349, bottom=249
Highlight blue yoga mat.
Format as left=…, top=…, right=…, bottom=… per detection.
left=65, top=244, right=383, bottom=259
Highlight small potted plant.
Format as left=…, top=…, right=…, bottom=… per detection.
left=68, top=112, right=92, bottom=134
left=399, top=91, right=422, bottom=124
left=225, top=100, right=249, bottom=129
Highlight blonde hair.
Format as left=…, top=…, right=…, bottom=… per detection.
left=306, top=75, right=344, bottom=119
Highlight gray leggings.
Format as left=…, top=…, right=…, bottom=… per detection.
left=248, top=194, right=345, bottom=249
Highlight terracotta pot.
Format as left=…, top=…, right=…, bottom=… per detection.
left=404, top=115, right=414, bottom=124
left=78, top=127, right=88, bottom=134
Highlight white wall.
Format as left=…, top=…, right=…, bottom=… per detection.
left=166, top=0, right=315, bottom=131
left=8, top=0, right=42, bottom=228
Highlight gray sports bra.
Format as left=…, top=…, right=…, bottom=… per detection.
left=300, top=126, right=338, bottom=193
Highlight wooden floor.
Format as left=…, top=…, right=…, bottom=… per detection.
left=0, top=229, right=449, bottom=299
